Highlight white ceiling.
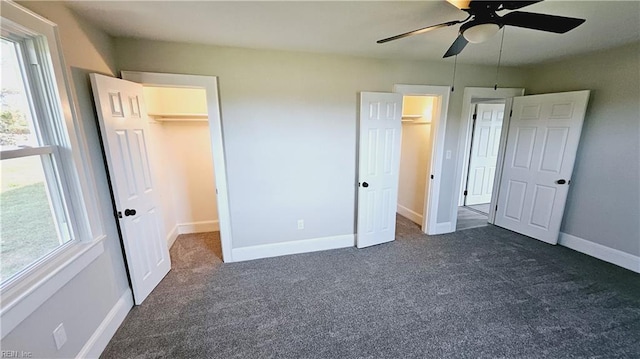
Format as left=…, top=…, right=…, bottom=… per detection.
left=66, top=1, right=640, bottom=66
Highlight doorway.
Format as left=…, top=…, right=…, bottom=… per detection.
left=121, top=71, right=233, bottom=262
left=141, top=86, right=222, bottom=260
left=453, top=87, right=524, bottom=231
left=397, top=95, right=435, bottom=229
left=457, top=100, right=505, bottom=230
left=393, top=84, right=451, bottom=235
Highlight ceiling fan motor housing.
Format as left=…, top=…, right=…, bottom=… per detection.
left=378, top=0, right=586, bottom=58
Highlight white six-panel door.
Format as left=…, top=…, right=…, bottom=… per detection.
left=495, top=90, right=590, bottom=244
left=90, top=74, right=171, bottom=304
left=466, top=103, right=505, bottom=205
left=357, top=92, right=403, bottom=248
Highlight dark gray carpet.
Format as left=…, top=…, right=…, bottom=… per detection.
left=457, top=206, right=489, bottom=231
left=101, top=216, right=640, bottom=359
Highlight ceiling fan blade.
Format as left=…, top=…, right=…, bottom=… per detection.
left=377, top=20, right=463, bottom=44
left=443, top=33, right=469, bottom=58
left=499, top=1, right=543, bottom=10
left=501, top=11, right=585, bottom=33
left=449, top=0, right=542, bottom=11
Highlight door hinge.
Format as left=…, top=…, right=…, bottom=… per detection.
left=509, top=110, right=513, bottom=118
left=463, top=190, right=468, bottom=196
left=430, top=174, right=434, bottom=179
left=495, top=205, right=498, bottom=211
left=472, top=114, right=477, bottom=120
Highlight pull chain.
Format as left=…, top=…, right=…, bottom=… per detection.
left=495, top=27, right=506, bottom=90
left=451, top=55, right=458, bottom=92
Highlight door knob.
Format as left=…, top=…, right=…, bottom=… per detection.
left=124, top=209, right=137, bottom=216
left=362, top=182, right=369, bottom=188
left=556, top=179, right=567, bottom=185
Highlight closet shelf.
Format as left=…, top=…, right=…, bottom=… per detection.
left=147, top=113, right=208, bottom=121
left=402, top=115, right=431, bottom=123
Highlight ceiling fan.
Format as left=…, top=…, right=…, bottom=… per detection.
left=377, top=0, right=586, bottom=58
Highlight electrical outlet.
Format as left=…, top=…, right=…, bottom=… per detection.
left=297, top=219, right=304, bottom=230
left=53, top=323, right=67, bottom=350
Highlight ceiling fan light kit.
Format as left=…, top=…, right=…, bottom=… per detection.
left=377, top=0, right=586, bottom=58
left=463, top=23, right=501, bottom=43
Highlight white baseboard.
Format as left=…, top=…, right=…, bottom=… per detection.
left=558, top=232, right=640, bottom=273
left=397, top=205, right=423, bottom=225
left=166, top=225, right=179, bottom=249
left=231, top=234, right=354, bottom=262
left=76, top=289, right=133, bottom=359
left=177, top=220, right=219, bottom=235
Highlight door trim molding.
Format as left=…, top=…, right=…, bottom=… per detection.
left=393, top=85, right=451, bottom=235
left=559, top=233, right=640, bottom=273
left=454, top=87, right=524, bottom=230
left=121, top=71, right=234, bottom=262
left=231, top=234, right=354, bottom=262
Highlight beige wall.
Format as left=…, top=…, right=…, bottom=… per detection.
left=143, top=88, right=218, bottom=240
left=525, top=42, right=640, bottom=256
left=146, top=121, right=177, bottom=238
left=114, top=37, right=529, bottom=248
left=147, top=120, right=218, bottom=238
left=398, top=122, right=432, bottom=223
left=4, top=2, right=129, bottom=358
left=159, top=121, right=219, bottom=226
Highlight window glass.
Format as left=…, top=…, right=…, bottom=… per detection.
left=1, top=39, right=39, bottom=149
left=1, top=37, right=72, bottom=283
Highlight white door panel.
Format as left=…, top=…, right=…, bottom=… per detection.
left=91, top=74, right=171, bottom=304
left=357, top=92, right=403, bottom=248
left=466, top=103, right=504, bottom=205
left=495, top=90, right=589, bottom=244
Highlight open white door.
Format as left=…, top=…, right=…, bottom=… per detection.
left=465, top=103, right=505, bottom=206
left=90, top=74, right=171, bottom=304
left=356, top=92, right=403, bottom=248
left=495, top=90, right=590, bottom=244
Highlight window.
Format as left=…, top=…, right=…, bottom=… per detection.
left=0, top=2, right=106, bottom=338
left=0, top=0, right=103, bottom=295
left=0, top=35, right=77, bottom=283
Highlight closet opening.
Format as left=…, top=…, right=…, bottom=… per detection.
left=142, top=85, right=222, bottom=260
left=397, top=95, right=436, bottom=232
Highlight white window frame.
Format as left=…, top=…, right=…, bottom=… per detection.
left=0, top=1, right=106, bottom=339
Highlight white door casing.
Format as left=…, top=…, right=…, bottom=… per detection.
left=465, top=103, right=505, bottom=205
left=495, top=90, right=590, bottom=244
left=454, top=87, right=524, bottom=229
left=120, top=71, right=233, bottom=263
left=90, top=74, right=171, bottom=304
left=393, top=85, right=451, bottom=235
left=357, top=92, right=403, bottom=248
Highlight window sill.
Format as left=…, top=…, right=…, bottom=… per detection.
left=0, top=236, right=106, bottom=339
